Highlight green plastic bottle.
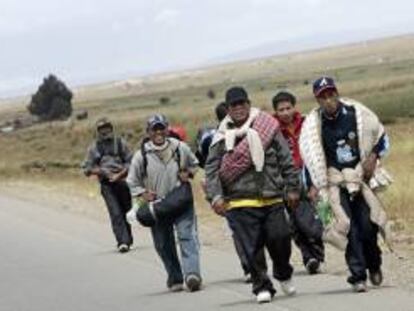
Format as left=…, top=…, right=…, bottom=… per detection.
left=316, top=200, right=333, bottom=227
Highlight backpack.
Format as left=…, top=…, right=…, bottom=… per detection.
left=195, top=127, right=216, bottom=168
left=140, top=137, right=181, bottom=178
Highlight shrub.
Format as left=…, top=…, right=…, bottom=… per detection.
left=27, top=74, right=73, bottom=121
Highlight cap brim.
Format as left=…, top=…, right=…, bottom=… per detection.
left=97, top=122, right=112, bottom=129
left=314, top=85, right=337, bottom=97
left=148, top=122, right=168, bottom=129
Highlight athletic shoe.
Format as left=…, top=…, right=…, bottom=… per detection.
left=369, top=269, right=383, bottom=286
left=185, top=274, right=202, bottom=292
left=305, top=258, right=320, bottom=275
left=118, top=244, right=130, bottom=253
left=256, top=290, right=272, bottom=304
left=244, top=273, right=252, bottom=283
left=169, top=283, right=184, bottom=292
left=280, top=279, right=296, bottom=296
left=352, top=281, right=368, bottom=293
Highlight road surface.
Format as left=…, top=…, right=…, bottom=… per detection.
left=1, top=193, right=413, bottom=311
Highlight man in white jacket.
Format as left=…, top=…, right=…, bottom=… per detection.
left=299, top=77, right=391, bottom=293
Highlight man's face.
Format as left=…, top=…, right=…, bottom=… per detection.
left=97, top=125, right=114, bottom=140
left=228, top=100, right=250, bottom=125
left=316, top=89, right=340, bottom=116
left=148, top=124, right=168, bottom=146
left=274, top=101, right=295, bottom=124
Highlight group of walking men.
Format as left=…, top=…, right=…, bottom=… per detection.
left=82, top=76, right=391, bottom=303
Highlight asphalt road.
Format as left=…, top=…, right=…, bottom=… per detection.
left=1, top=193, right=413, bottom=311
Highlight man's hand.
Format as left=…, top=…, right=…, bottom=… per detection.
left=87, top=167, right=101, bottom=177
left=141, top=191, right=157, bottom=202
left=362, top=153, right=377, bottom=181
left=287, top=191, right=300, bottom=209
left=178, top=170, right=191, bottom=183
left=307, top=186, right=319, bottom=204
left=108, top=172, right=121, bottom=183
left=108, top=168, right=127, bottom=183
left=212, top=198, right=226, bottom=216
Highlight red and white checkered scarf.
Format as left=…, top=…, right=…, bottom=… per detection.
left=213, top=109, right=280, bottom=185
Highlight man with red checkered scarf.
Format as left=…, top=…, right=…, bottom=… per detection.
left=205, top=86, right=301, bottom=304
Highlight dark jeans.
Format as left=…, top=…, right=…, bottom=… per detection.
left=150, top=205, right=201, bottom=287
left=226, top=204, right=293, bottom=295
left=339, top=189, right=382, bottom=284
left=100, top=180, right=133, bottom=247
left=290, top=200, right=325, bottom=266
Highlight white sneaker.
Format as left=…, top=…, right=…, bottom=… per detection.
left=118, top=244, right=130, bottom=253
left=169, top=283, right=184, bottom=292
left=352, top=281, right=368, bottom=293
left=244, top=273, right=252, bottom=283
left=280, top=279, right=296, bottom=296
left=256, top=290, right=272, bottom=303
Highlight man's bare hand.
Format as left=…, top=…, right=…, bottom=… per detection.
left=141, top=191, right=157, bottom=202
left=362, top=153, right=377, bottom=181
left=307, top=186, right=319, bottom=204
left=108, top=172, right=121, bottom=183
left=212, top=198, right=226, bottom=216
left=178, top=170, right=191, bottom=183
left=287, top=191, right=300, bottom=209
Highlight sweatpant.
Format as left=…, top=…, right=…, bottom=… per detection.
left=100, top=180, right=133, bottom=247
left=339, top=189, right=382, bottom=284
left=290, top=200, right=325, bottom=266
left=231, top=225, right=267, bottom=276
left=226, top=204, right=293, bottom=295
left=150, top=205, right=201, bottom=288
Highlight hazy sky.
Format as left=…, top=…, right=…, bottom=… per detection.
left=1, top=0, right=414, bottom=97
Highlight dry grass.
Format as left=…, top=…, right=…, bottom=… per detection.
left=380, top=122, right=414, bottom=232
left=1, top=34, right=414, bottom=233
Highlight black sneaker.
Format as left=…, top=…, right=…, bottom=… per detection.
left=369, top=269, right=383, bottom=286
left=305, top=258, right=320, bottom=275
left=185, top=274, right=202, bottom=292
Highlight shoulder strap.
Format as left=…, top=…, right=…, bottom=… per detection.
left=174, top=142, right=182, bottom=170
left=140, top=137, right=151, bottom=178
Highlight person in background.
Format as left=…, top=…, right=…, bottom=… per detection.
left=272, top=91, right=325, bottom=274
left=82, top=118, right=133, bottom=253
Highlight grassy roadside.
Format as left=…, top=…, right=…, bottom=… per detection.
left=0, top=120, right=413, bottom=234
left=1, top=35, right=414, bottom=234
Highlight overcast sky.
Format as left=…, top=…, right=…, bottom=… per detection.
left=1, top=0, right=414, bottom=97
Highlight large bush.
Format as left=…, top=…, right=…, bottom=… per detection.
left=28, top=74, right=73, bottom=121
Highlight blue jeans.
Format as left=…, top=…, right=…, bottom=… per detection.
left=150, top=205, right=201, bottom=287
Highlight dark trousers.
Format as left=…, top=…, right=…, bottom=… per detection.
left=100, top=180, right=133, bottom=247
left=290, top=200, right=325, bottom=266
left=226, top=204, right=293, bottom=295
left=232, top=229, right=267, bottom=276
left=339, top=189, right=382, bottom=284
